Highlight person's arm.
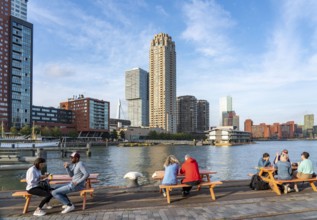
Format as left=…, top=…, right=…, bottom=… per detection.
left=64, top=162, right=74, bottom=177
left=297, top=162, right=303, bottom=173
left=274, top=153, right=279, bottom=164
left=180, top=164, right=185, bottom=174
left=258, top=159, right=264, bottom=168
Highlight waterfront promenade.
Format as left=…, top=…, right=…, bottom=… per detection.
left=1, top=180, right=317, bottom=219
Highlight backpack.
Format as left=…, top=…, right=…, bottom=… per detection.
left=249, top=174, right=270, bottom=190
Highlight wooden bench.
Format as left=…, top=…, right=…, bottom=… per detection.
left=159, top=181, right=223, bottom=204
left=12, top=188, right=94, bottom=214
left=273, top=178, right=317, bottom=195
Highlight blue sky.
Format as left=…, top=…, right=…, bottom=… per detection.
left=28, top=0, right=317, bottom=127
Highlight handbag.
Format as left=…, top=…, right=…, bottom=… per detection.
left=39, top=179, right=51, bottom=191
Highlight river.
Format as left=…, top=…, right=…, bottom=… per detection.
left=1, top=140, right=317, bottom=191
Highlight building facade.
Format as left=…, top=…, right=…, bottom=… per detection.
left=244, top=119, right=253, bottom=133
left=222, top=111, right=239, bottom=130
left=219, top=96, right=232, bottom=126
left=197, top=100, right=209, bottom=132
left=32, top=105, right=75, bottom=132
left=125, top=68, right=149, bottom=127
left=149, top=33, right=177, bottom=133
left=304, top=114, right=314, bottom=138
left=60, top=95, right=110, bottom=136
left=177, top=96, right=197, bottom=133
left=0, top=0, right=32, bottom=130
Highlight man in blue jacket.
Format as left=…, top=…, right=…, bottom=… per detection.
left=52, top=152, right=89, bottom=214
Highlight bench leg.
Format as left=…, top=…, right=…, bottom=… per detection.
left=309, top=181, right=317, bottom=192
left=165, top=187, right=171, bottom=204
left=82, top=193, right=87, bottom=210
left=23, top=196, right=31, bottom=214
left=209, top=185, right=216, bottom=200
left=271, top=182, right=281, bottom=195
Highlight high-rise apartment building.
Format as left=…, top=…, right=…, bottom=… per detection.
left=304, top=114, right=314, bottom=137
left=177, top=96, right=197, bottom=133
left=0, top=0, right=33, bottom=130
left=219, top=96, right=232, bottom=125
left=125, top=68, right=149, bottom=127
left=244, top=119, right=253, bottom=133
left=197, top=100, right=209, bottom=132
left=149, top=33, right=177, bottom=133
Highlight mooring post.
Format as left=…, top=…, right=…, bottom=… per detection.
left=36, top=148, right=47, bottom=173
left=32, top=144, right=35, bottom=157
left=86, top=143, right=91, bottom=157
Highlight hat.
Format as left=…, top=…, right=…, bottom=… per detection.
left=70, top=152, right=80, bottom=158
left=282, top=149, right=288, bottom=154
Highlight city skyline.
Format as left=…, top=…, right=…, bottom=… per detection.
left=27, top=0, right=317, bottom=126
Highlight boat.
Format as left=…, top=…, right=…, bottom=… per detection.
left=0, top=141, right=59, bottom=148
left=209, top=126, right=252, bottom=146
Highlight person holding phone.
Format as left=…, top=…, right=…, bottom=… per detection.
left=26, top=158, right=53, bottom=216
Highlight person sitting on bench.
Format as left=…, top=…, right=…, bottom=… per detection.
left=161, top=155, right=180, bottom=197
left=26, top=158, right=53, bottom=216
left=52, top=152, right=89, bottom=214
left=292, top=151, right=314, bottom=192
left=180, top=154, right=201, bottom=196
left=274, top=153, right=292, bottom=194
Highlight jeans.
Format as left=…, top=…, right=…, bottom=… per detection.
left=182, top=180, right=201, bottom=193
left=28, top=187, right=53, bottom=208
left=51, top=183, right=83, bottom=205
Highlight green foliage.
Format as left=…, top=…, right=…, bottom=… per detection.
left=10, top=126, right=18, bottom=136
left=67, top=129, right=78, bottom=138
left=111, top=129, right=118, bottom=140
left=119, top=130, right=125, bottom=139
left=41, top=126, right=51, bottom=136
left=20, top=125, right=32, bottom=135
left=147, top=131, right=207, bottom=141
left=51, top=127, right=62, bottom=137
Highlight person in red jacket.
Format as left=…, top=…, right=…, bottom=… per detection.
left=180, top=154, right=201, bottom=196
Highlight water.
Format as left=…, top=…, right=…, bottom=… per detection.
left=1, top=140, right=317, bottom=191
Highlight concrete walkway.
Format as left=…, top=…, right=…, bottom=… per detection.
left=1, top=180, right=317, bottom=219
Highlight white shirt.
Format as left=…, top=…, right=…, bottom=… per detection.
left=26, top=165, right=41, bottom=191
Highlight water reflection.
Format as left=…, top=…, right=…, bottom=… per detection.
left=1, top=140, right=317, bottom=190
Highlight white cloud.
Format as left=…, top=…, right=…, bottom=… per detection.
left=181, top=0, right=235, bottom=60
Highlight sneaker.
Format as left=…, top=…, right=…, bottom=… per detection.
left=284, top=185, right=288, bottom=194
left=294, top=185, right=299, bottom=192
left=33, top=209, right=46, bottom=216
left=61, top=204, right=75, bottom=214
left=182, top=191, right=189, bottom=197
left=163, top=192, right=166, bottom=197
left=42, top=204, right=53, bottom=210
left=62, top=205, right=67, bottom=209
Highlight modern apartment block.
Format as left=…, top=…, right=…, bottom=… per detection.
left=125, top=68, right=149, bottom=127
left=0, top=0, right=32, bottom=130
left=245, top=120, right=296, bottom=139
left=197, top=100, right=209, bottom=132
left=60, top=95, right=110, bottom=136
left=32, top=105, right=75, bottom=132
left=149, top=33, right=177, bottom=133
left=219, top=96, right=232, bottom=126
left=177, top=96, right=197, bottom=133
left=304, top=114, right=314, bottom=137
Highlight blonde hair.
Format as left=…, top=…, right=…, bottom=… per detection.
left=164, top=155, right=180, bottom=167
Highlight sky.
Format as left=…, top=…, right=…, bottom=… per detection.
left=27, top=0, right=317, bottom=127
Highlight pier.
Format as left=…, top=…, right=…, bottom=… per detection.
left=1, top=180, right=317, bottom=219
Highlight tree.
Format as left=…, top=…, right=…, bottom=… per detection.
left=41, top=126, right=51, bottom=136
left=10, top=126, right=18, bottom=136
left=111, top=129, right=118, bottom=140
left=51, top=127, right=62, bottom=137
left=67, top=129, right=78, bottom=138
left=147, top=130, right=158, bottom=139
left=20, top=125, right=31, bottom=136
left=119, top=130, right=125, bottom=140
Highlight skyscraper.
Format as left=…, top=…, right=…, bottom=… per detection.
left=149, top=33, right=177, bottom=133
left=219, top=96, right=232, bottom=125
left=125, top=68, right=149, bottom=127
left=0, top=0, right=32, bottom=129
left=177, top=96, right=197, bottom=133
left=197, top=100, right=209, bottom=132
left=304, top=114, right=314, bottom=137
